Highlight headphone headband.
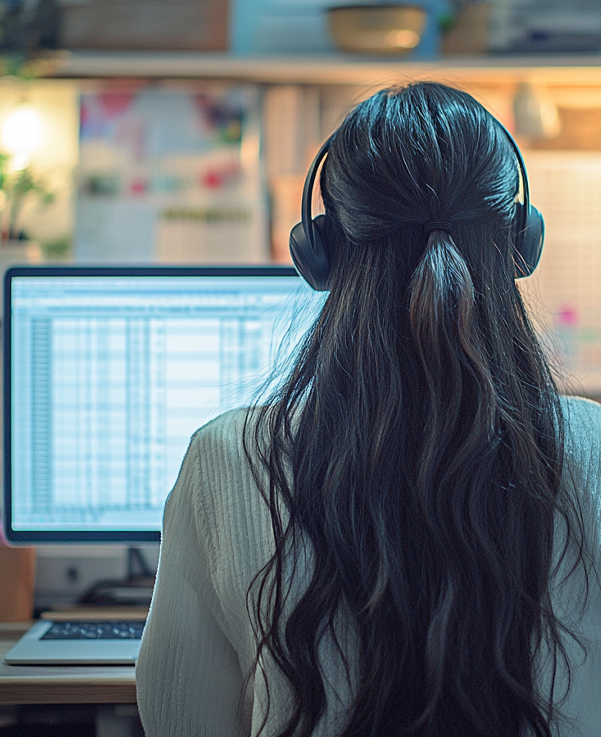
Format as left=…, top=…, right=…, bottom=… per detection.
left=499, top=125, right=529, bottom=249
left=300, top=136, right=333, bottom=257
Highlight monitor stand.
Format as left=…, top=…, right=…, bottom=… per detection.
left=77, top=547, right=155, bottom=608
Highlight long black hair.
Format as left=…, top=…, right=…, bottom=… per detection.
left=244, top=82, right=586, bottom=737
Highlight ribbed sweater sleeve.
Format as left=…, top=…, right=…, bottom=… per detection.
left=136, top=411, right=254, bottom=737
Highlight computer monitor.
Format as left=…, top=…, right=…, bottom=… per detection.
left=4, top=265, right=326, bottom=543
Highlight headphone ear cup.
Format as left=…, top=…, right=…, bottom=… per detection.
left=289, top=214, right=331, bottom=291
left=514, top=204, right=544, bottom=278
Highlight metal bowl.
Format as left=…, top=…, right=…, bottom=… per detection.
left=327, top=5, right=426, bottom=54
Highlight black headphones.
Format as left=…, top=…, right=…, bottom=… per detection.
left=289, top=126, right=545, bottom=291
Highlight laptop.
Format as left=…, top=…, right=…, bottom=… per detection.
left=3, top=266, right=325, bottom=665
left=5, top=619, right=144, bottom=666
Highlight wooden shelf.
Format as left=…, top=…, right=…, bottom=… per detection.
left=40, top=50, right=601, bottom=86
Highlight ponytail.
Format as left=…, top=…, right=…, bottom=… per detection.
left=409, top=230, right=495, bottom=423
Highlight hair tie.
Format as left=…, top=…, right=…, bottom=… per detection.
left=424, top=220, right=453, bottom=236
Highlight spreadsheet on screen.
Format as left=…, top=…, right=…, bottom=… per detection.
left=7, top=269, right=326, bottom=539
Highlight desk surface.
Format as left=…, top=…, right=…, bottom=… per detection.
left=0, top=624, right=136, bottom=705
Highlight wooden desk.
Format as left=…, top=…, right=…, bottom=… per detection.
left=0, top=623, right=136, bottom=705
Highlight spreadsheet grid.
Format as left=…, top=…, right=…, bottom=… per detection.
left=10, top=274, right=325, bottom=533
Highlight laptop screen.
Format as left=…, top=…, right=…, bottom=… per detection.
left=4, top=266, right=326, bottom=542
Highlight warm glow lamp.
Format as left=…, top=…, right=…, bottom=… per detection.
left=2, top=104, right=43, bottom=169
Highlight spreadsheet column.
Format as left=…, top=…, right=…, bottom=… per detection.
left=52, top=319, right=129, bottom=519
left=31, top=319, right=53, bottom=516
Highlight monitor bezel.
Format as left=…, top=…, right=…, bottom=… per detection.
left=3, top=264, right=300, bottom=543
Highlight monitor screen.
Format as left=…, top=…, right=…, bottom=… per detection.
left=4, top=266, right=326, bottom=543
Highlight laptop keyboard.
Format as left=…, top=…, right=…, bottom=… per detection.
left=41, top=620, right=146, bottom=641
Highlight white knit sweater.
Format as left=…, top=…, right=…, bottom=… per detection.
left=136, top=396, right=601, bottom=737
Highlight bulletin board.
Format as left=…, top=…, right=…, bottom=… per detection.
left=75, top=83, right=267, bottom=265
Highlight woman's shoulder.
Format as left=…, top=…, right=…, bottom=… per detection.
left=183, top=407, right=274, bottom=610
left=560, top=394, right=601, bottom=423
left=190, top=406, right=255, bottom=447
left=178, top=407, right=260, bottom=492
left=559, top=395, right=601, bottom=482
left=183, top=405, right=268, bottom=510
left=560, top=395, right=601, bottom=446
